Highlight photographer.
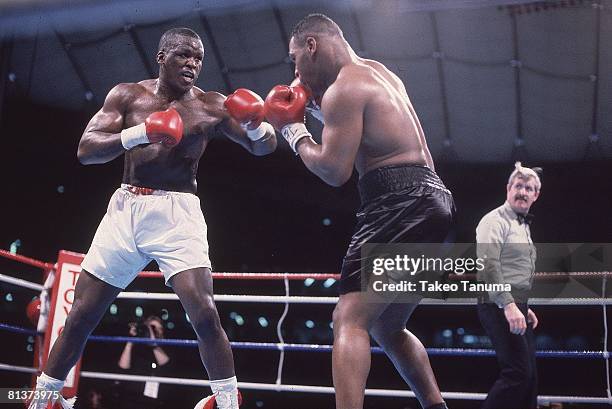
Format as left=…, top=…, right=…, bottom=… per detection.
left=114, top=315, right=173, bottom=408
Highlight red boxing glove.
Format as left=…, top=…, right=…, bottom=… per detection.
left=121, top=108, right=183, bottom=150
left=26, top=298, right=41, bottom=326
left=264, top=85, right=312, bottom=153
left=291, top=78, right=324, bottom=125
left=264, top=85, right=308, bottom=130
left=224, top=88, right=265, bottom=129
left=290, top=77, right=315, bottom=101
left=145, top=108, right=183, bottom=146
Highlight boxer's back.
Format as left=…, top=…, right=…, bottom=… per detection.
left=349, top=59, right=432, bottom=176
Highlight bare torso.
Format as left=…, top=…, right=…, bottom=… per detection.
left=120, top=80, right=225, bottom=193
left=336, top=59, right=432, bottom=177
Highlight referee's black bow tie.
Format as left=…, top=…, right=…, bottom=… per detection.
left=516, top=213, right=534, bottom=225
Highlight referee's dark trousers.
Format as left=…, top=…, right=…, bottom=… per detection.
left=477, top=302, right=538, bottom=409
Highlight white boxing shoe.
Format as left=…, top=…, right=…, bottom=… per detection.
left=193, top=390, right=242, bottom=409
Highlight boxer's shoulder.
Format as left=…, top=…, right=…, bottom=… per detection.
left=338, top=62, right=371, bottom=81
left=194, top=90, right=229, bottom=118
left=323, top=65, right=372, bottom=108
left=119, top=80, right=154, bottom=96
left=363, top=58, right=404, bottom=87
left=198, top=90, right=226, bottom=105
left=105, top=81, right=152, bottom=106
left=334, top=64, right=379, bottom=95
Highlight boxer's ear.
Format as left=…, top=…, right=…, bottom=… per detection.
left=156, top=51, right=165, bottom=64
left=306, top=36, right=317, bottom=55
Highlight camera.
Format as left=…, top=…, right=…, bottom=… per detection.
left=135, top=323, right=149, bottom=338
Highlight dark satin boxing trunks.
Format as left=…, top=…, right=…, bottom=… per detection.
left=339, top=164, right=455, bottom=294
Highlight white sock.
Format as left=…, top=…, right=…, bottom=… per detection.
left=29, top=373, right=76, bottom=409
left=210, top=376, right=238, bottom=409
left=36, top=372, right=65, bottom=390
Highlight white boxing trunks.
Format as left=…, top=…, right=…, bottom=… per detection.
left=81, top=184, right=211, bottom=289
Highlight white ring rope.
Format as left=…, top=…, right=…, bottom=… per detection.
left=274, top=276, right=290, bottom=389
left=0, top=362, right=610, bottom=404
left=0, top=362, right=37, bottom=374
left=117, top=292, right=612, bottom=306
left=120, top=292, right=337, bottom=303
left=0, top=273, right=43, bottom=291
left=2, top=274, right=612, bottom=306
left=602, top=276, right=611, bottom=400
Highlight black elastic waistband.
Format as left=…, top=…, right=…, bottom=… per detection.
left=357, top=164, right=449, bottom=203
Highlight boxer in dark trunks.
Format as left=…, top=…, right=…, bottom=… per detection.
left=264, top=13, right=454, bottom=409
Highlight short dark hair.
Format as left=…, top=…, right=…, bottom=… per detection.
left=291, top=13, right=343, bottom=44
left=145, top=315, right=163, bottom=325
left=158, top=27, right=202, bottom=52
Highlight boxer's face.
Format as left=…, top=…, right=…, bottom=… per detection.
left=158, top=35, right=204, bottom=91
left=289, top=36, right=318, bottom=93
left=507, top=176, right=539, bottom=214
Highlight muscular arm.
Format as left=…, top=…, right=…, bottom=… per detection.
left=212, top=92, right=277, bottom=156
left=295, top=81, right=363, bottom=186
left=77, top=83, right=133, bottom=165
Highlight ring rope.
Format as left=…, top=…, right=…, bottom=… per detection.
left=274, top=276, right=290, bottom=389
left=0, top=249, right=54, bottom=271
left=3, top=251, right=612, bottom=403
left=116, top=292, right=612, bottom=306
left=0, top=362, right=609, bottom=404
left=1, top=249, right=610, bottom=281
left=0, top=323, right=606, bottom=359
left=602, top=276, right=612, bottom=399
left=0, top=362, right=36, bottom=374
left=141, top=271, right=612, bottom=280
left=0, top=272, right=43, bottom=291
left=1, top=272, right=611, bottom=306
left=139, top=271, right=340, bottom=280
left=450, top=271, right=612, bottom=281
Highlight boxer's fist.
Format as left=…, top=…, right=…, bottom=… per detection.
left=290, top=77, right=313, bottom=99
left=224, top=88, right=265, bottom=130
left=290, top=78, right=324, bottom=124
left=145, top=108, right=183, bottom=146
left=264, top=85, right=309, bottom=131
left=121, top=108, right=184, bottom=150
left=264, top=85, right=312, bottom=153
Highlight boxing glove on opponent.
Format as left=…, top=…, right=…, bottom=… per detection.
left=264, top=84, right=314, bottom=153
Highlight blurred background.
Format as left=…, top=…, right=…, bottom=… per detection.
left=1, top=0, right=611, bottom=408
